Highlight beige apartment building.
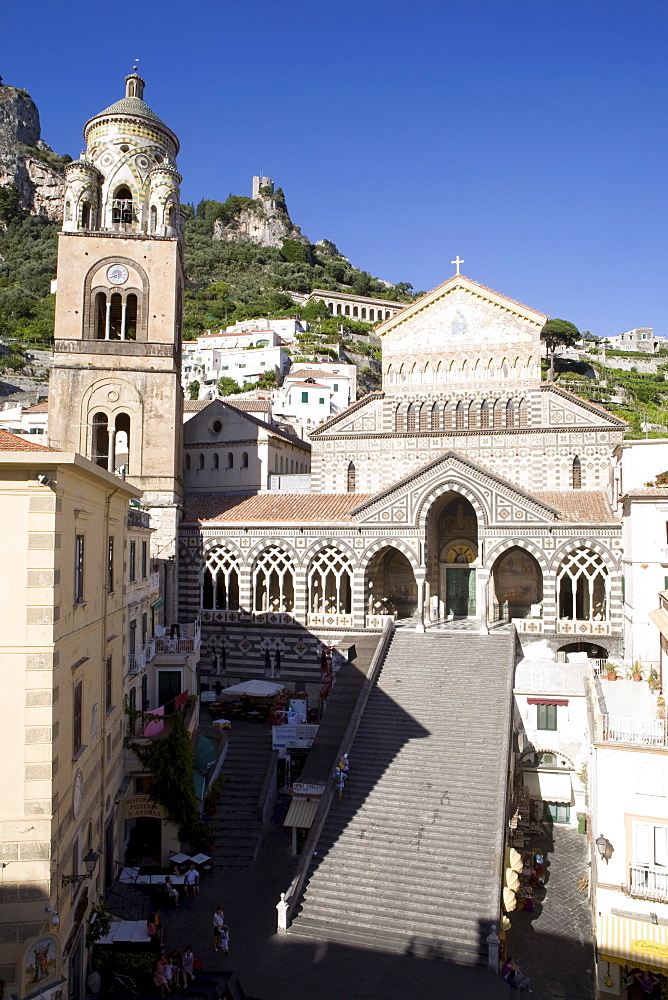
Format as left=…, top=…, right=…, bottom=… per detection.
left=0, top=431, right=140, bottom=1000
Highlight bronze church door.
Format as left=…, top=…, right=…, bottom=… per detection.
left=444, top=567, right=476, bottom=618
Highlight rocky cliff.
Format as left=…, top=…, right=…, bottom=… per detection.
left=0, top=82, right=67, bottom=220
left=213, top=178, right=308, bottom=248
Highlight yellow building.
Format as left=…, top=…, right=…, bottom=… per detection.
left=0, top=430, right=140, bottom=1000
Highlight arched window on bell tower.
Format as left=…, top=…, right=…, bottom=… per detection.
left=112, top=186, right=133, bottom=227
left=150, top=205, right=157, bottom=233
left=572, top=455, right=582, bottom=490
left=80, top=201, right=91, bottom=229
left=347, top=462, right=356, bottom=493
left=91, top=412, right=109, bottom=468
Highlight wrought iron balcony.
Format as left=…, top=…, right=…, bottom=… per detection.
left=624, top=866, right=668, bottom=902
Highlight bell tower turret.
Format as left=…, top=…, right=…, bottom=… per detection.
left=50, top=75, right=184, bottom=615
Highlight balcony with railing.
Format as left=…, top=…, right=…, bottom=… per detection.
left=154, top=619, right=201, bottom=655
left=127, top=507, right=151, bottom=529
left=600, top=714, right=668, bottom=747
left=128, top=638, right=156, bottom=675
left=624, top=866, right=668, bottom=902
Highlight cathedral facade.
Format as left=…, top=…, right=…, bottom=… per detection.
left=180, top=277, right=626, bottom=684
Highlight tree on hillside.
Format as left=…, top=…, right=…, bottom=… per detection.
left=188, top=381, right=200, bottom=400
left=541, top=318, right=581, bottom=381
left=217, top=375, right=243, bottom=397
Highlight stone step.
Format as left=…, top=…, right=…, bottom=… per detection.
left=288, top=915, right=485, bottom=964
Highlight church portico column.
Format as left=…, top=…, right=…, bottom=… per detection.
left=415, top=573, right=426, bottom=632
left=239, top=561, right=253, bottom=615
left=293, top=565, right=308, bottom=626
left=352, top=567, right=366, bottom=630
left=476, top=568, right=490, bottom=635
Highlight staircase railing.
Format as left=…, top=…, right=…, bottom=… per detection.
left=277, top=617, right=395, bottom=932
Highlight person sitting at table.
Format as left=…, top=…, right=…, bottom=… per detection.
left=168, top=950, right=183, bottom=989
left=164, top=876, right=179, bottom=907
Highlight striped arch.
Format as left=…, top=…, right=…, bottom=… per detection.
left=416, top=479, right=491, bottom=531
left=246, top=536, right=300, bottom=568
left=485, top=537, right=551, bottom=573
left=359, top=537, right=421, bottom=574
left=177, top=538, right=201, bottom=568
left=201, top=536, right=244, bottom=563
left=301, top=536, right=358, bottom=569
left=549, top=536, right=620, bottom=573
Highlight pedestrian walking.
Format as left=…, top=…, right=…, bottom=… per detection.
left=212, top=906, right=224, bottom=951
left=337, top=753, right=349, bottom=773
left=184, top=864, right=200, bottom=897
left=333, top=766, right=346, bottom=802
left=181, top=946, right=195, bottom=986
left=220, top=924, right=230, bottom=956
left=147, top=910, right=163, bottom=949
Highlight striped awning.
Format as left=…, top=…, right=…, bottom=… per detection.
left=283, top=798, right=319, bottom=828
left=649, top=607, right=668, bottom=640
left=598, top=914, right=668, bottom=973
left=523, top=769, right=572, bottom=804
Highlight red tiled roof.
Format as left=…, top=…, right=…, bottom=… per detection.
left=288, top=381, right=329, bottom=388
left=23, top=401, right=49, bottom=412
left=0, top=429, right=55, bottom=452
left=533, top=491, right=618, bottom=523
left=183, top=400, right=211, bottom=411
left=183, top=492, right=373, bottom=523
left=225, top=399, right=271, bottom=412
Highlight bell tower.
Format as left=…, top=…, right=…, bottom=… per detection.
left=49, top=73, right=184, bottom=606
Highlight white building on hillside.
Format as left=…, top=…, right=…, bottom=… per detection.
left=182, top=337, right=290, bottom=394
left=602, top=327, right=665, bottom=354
left=272, top=363, right=357, bottom=432
left=0, top=399, right=49, bottom=437
left=224, top=317, right=307, bottom=344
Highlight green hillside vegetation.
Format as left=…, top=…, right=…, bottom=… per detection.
left=551, top=354, right=668, bottom=437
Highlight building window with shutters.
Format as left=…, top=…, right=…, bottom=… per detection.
left=142, top=540, right=148, bottom=578
left=105, top=655, right=113, bottom=713
left=129, top=540, right=136, bottom=582
left=537, top=704, right=558, bottom=730
left=108, top=536, right=114, bottom=593
left=75, top=534, right=85, bottom=604
left=630, top=821, right=668, bottom=900
left=73, top=681, right=83, bottom=757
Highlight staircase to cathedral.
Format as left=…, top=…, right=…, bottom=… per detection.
left=287, top=630, right=515, bottom=963
left=210, top=721, right=273, bottom=868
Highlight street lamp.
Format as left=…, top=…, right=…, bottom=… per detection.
left=596, top=834, right=614, bottom=865
left=62, top=849, right=99, bottom=887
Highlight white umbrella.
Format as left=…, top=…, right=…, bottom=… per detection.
left=219, top=680, right=286, bottom=699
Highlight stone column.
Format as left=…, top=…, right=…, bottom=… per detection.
left=477, top=569, right=490, bottom=635
left=415, top=573, right=426, bottom=632
left=105, top=299, right=112, bottom=340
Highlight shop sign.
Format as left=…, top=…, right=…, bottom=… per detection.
left=632, top=939, right=668, bottom=961
left=272, top=724, right=319, bottom=749
left=123, top=795, right=166, bottom=820
left=293, top=782, right=325, bottom=797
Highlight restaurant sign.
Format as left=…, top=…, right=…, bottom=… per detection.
left=293, top=782, right=325, bottom=797
left=272, top=724, right=319, bottom=749
left=632, top=939, right=668, bottom=961
left=123, top=795, right=166, bottom=820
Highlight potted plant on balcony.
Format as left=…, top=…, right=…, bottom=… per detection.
left=631, top=662, right=644, bottom=682
left=657, top=697, right=666, bottom=720
left=648, top=669, right=661, bottom=692
left=605, top=662, right=619, bottom=681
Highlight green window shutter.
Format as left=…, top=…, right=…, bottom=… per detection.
left=537, top=704, right=557, bottom=730
left=319, top=397, right=325, bottom=404
left=301, top=391, right=308, bottom=403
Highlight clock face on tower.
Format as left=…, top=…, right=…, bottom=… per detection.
left=107, top=264, right=129, bottom=285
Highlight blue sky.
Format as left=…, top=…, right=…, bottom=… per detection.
left=3, top=0, right=667, bottom=335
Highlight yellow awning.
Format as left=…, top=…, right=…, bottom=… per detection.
left=598, top=914, right=668, bottom=973
left=649, top=607, right=668, bottom=640
left=283, top=798, right=319, bottom=828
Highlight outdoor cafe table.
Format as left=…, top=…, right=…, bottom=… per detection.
left=96, top=920, right=152, bottom=946
left=117, top=867, right=185, bottom=886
